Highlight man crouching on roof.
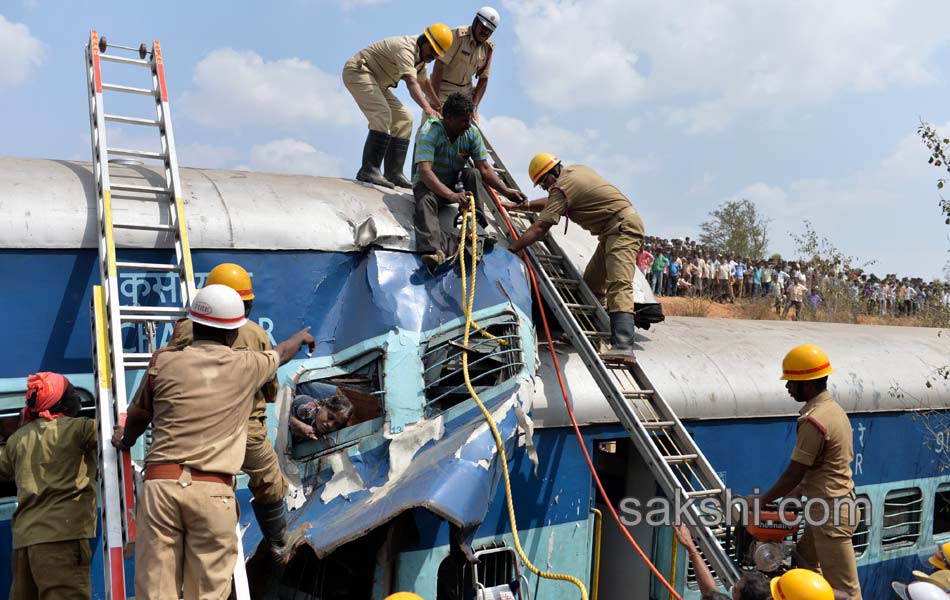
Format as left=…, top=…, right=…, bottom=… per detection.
left=0, top=372, right=97, bottom=599
left=412, top=92, right=525, bottom=272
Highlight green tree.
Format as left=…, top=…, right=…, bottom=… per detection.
left=698, top=198, right=770, bottom=259
left=917, top=121, right=950, bottom=225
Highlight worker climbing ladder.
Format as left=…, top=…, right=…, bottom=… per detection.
left=85, top=30, right=249, bottom=599
left=479, top=135, right=741, bottom=590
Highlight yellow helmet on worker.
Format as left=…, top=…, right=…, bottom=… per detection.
left=928, top=541, right=950, bottom=569
left=780, top=344, right=833, bottom=381
left=206, top=263, right=254, bottom=300
left=528, top=152, right=561, bottom=186
left=424, top=23, right=453, bottom=57
left=770, top=569, right=834, bottom=600
left=385, top=594, right=423, bottom=600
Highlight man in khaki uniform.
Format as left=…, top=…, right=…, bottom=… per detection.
left=431, top=7, right=499, bottom=119
left=167, top=263, right=299, bottom=564
left=503, top=154, right=645, bottom=364
left=113, top=284, right=315, bottom=600
left=0, top=372, right=96, bottom=600
left=757, top=344, right=862, bottom=600
left=343, top=24, right=453, bottom=189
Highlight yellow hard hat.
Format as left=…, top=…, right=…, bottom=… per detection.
left=528, top=152, right=561, bottom=186
left=930, top=542, right=950, bottom=570
left=770, top=569, right=834, bottom=600
left=206, top=263, right=255, bottom=300
left=424, top=23, right=453, bottom=57
left=780, top=344, right=832, bottom=381
left=385, top=594, right=423, bottom=600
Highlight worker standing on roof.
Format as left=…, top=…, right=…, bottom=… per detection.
left=112, top=285, right=316, bottom=599
left=502, top=155, right=645, bottom=364
left=0, top=373, right=97, bottom=599
left=754, top=345, right=862, bottom=600
left=414, top=92, right=526, bottom=272
left=431, top=7, right=499, bottom=121
left=342, top=24, right=453, bottom=189
left=166, top=263, right=304, bottom=565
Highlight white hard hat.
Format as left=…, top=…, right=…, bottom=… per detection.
left=893, top=581, right=950, bottom=600
left=188, top=284, right=247, bottom=330
left=476, top=6, right=500, bottom=32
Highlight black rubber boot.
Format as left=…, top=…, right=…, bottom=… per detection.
left=384, top=137, right=412, bottom=189
left=252, top=500, right=309, bottom=565
left=600, top=311, right=637, bottom=365
left=356, top=130, right=394, bottom=188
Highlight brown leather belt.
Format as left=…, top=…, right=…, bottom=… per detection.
left=144, top=463, right=233, bottom=486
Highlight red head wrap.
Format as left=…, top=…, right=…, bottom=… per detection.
left=22, top=372, right=68, bottom=423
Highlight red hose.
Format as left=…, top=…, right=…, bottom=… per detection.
left=487, top=187, right=683, bottom=600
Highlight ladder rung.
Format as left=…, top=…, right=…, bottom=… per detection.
left=565, top=303, right=599, bottom=313
left=108, top=147, right=164, bottom=160
left=113, top=222, right=177, bottom=232
left=623, top=390, right=655, bottom=398
left=532, top=251, right=564, bottom=262
left=115, top=261, right=180, bottom=272
left=581, top=330, right=611, bottom=338
left=664, top=453, right=698, bottom=464
left=105, top=114, right=161, bottom=127
left=123, top=353, right=153, bottom=366
left=549, top=276, right=580, bottom=286
left=685, top=488, right=723, bottom=498
left=101, top=82, right=154, bottom=96
left=120, top=308, right=188, bottom=323
left=121, top=306, right=187, bottom=315
left=100, top=53, right=150, bottom=67
left=642, top=420, right=675, bottom=430
left=109, top=183, right=171, bottom=195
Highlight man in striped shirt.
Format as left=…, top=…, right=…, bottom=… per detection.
left=413, top=92, right=525, bottom=271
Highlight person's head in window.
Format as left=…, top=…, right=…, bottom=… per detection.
left=290, top=393, right=354, bottom=440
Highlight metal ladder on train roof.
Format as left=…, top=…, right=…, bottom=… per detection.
left=85, top=30, right=249, bottom=599
left=478, top=135, right=741, bottom=590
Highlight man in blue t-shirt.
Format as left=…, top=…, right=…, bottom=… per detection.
left=413, top=92, right=525, bottom=271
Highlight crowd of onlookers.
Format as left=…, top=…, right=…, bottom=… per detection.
left=638, top=235, right=950, bottom=322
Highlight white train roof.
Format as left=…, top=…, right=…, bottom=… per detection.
left=3, top=157, right=946, bottom=421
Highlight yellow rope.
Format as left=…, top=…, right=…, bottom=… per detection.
left=458, top=193, right=589, bottom=600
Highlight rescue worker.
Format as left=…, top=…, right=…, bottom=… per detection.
left=385, top=594, right=423, bottom=600
left=893, top=580, right=950, bottom=599
left=112, top=284, right=315, bottom=600
left=0, top=373, right=96, bottom=600
left=343, top=24, right=453, bottom=189
left=502, top=154, right=646, bottom=364
left=431, top=7, right=499, bottom=120
left=166, top=263, right=300, bottom=565
left=755, top=345, right=862, bottom=600
left=770, top=569, right=841, bottom=600
left=413, top=92, right=526, bottom=271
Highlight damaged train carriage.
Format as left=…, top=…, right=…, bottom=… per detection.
left=0, top=157, right=607, bottom=599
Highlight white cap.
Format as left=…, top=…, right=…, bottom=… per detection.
left=476, top=6, right=500, bottom=32
left=893, top=581, right=950, bottom=600
left=188, top=284, right=247, bottom=330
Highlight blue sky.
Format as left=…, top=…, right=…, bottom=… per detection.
left=3, top=0, right=950, bottom=278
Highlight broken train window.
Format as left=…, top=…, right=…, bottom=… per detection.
left=291, top=351, right=384, bottom=460
left=423, top=314, right=522, bottom=416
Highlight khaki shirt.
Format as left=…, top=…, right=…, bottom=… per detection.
left=134, top=341, right=279, bottom=475
left=790, top=391, right=855, bottom=499
left=538, top=164, right=643, bottom=237
left=170, top=319, right=279, bottom=420
left=354, top=35, right=428, bottom=89
left=0, top=417, right=97, bottom=548
left=437, top=26, right=493, bottom=91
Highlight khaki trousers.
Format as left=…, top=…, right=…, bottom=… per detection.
left=243, top=418, right=288, bottom=505
left=796, top=499, right=863, bottom=600
left=342, top=57, right=413, bottom=140
left=135, top=479, right=238, bottom=600
left=583, top=216, right=644, bottom=314
left=10, top=539, right=92, bottom=600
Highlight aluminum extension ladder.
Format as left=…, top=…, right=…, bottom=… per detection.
left=479, top=136, right=741, bottom=590
left=85, top=30, right=249, bottom=599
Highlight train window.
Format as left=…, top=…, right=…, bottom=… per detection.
left=934, top=484, right=950, bottom=538
left=291, top=352, right=384, bottom=460
left=851, top=494, right=871, bottom=557
left=423, top=315, right=522, bottom=416
left=882, top=488, right=923, bottom=549
left=437, top=541, right=523, bottom=600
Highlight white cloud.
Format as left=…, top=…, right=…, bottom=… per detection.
left=179, top=49, right=359, bottom=130
left=243, top=138, right=342, bottom=177
left=505, top=0, right=950, bottom=132
left=0, top=15, right=44, bottom=88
